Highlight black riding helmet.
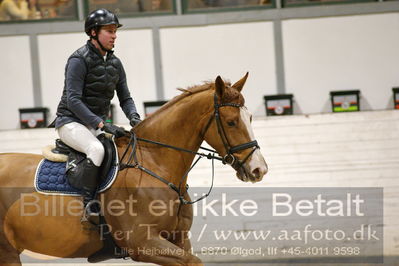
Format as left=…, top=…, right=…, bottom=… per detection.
left=85, top=9, right=122, bottom=52
left=85, top=9, right=122, bottom=37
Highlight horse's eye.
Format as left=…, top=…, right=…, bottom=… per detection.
left=227, top=121, right=236, bottom=127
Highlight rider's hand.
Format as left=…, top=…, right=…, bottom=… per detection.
left=101, top=123, right=126, bottom=138
left=130, top=113, right=142, bottom=127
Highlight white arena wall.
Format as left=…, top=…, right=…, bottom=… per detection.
left=283, top=13, right=399, bottom=114
left=0, top=12, right=399, bottom=130
left=0, top=110, right=398, bottom=264
left=160, top=21, right=277, bottom=117
left=0, top=36, right=35, bottom=130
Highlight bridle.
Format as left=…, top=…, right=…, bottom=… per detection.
left=119, top=92, right=260, bottom=205
left=205, top=93, right=259, bottom=170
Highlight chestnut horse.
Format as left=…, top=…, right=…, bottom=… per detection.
left=0, top=73, right=267, bottom=265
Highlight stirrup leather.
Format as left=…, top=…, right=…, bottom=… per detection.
left=81, top=200, right=101, bottom=223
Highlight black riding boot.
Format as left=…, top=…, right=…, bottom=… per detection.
left=79, top=158, right=100, bottom=224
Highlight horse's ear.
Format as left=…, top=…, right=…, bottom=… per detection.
left=215, top=75, right=225, bottom=98
left=232, top=72, right=249, bottom=92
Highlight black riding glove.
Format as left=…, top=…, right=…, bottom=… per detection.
left=130, top=113, right=142, bottom=127
left=102, top=123, right=126, bottom=138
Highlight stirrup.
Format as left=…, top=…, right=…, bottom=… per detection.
left=81, top=200, right=101, bottom=222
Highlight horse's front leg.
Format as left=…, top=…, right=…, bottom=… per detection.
left=126, top=228, right=203, bottom=266
left=0, top=203, right=22, bottom=266
left=172, top=229, right=194, bottom=253
left=0, top=240, right=21, bottom=266
left=0, top=221, right=22, bottom=265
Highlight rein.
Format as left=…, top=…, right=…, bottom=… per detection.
left=118, top=93, right=260, bottom=205
left=119, top=133, right=220, bottom=205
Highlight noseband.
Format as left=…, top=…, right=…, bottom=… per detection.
left=205, top=93, right=260, bottom=171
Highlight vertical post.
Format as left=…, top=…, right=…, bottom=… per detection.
left=275, top=0, right=282, bottom=9
left=152, top=27, right=165, bottom=100
left=175, top=0, right=183, bottom=15
left=77, top=0, right=85, bottom=20
left=273, top=19, right=286, bottom=94
left=29, top=34, right=42, bottom=107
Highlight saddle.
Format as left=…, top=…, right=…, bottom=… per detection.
left=50, top=134, right=115, bottom=187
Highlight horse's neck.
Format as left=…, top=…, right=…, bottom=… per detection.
left=134, top=91, right=213, bottom=184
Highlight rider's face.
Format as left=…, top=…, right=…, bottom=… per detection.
left=95, top=24, right=117, bottom=51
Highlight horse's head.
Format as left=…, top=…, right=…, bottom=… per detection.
left=203, top=73, right=268, bottom=183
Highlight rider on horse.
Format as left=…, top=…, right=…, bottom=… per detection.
left=52, top=8, right=141, bottom=222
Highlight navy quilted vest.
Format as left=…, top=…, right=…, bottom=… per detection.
left=56, top=41, right=120, bottom=120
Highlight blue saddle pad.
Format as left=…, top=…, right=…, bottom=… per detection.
left=34, top=159, right=118, bottom=196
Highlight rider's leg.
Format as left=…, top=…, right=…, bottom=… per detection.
left=57, top=122, right=104, bottom=166
left=57, top=122, right=105, bottom=220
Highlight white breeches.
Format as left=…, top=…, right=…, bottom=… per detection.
left=57, top=122, right=105, bottom=167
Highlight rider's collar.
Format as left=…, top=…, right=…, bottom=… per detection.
left=87, top=40, right=114, bottom=59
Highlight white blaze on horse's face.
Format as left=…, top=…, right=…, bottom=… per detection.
left=237, top=107, right=268, bottom=182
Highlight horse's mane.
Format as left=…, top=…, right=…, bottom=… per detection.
left=159, top=80, right=234, bottom=110
left=167, top=81, right=216, bottom=108
left=140, top=81, right=214, bottom=122
left=135, top=79, right=240, bottom=130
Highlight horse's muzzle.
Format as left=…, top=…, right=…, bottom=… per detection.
left=235, top=150, right=268, bottom=183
